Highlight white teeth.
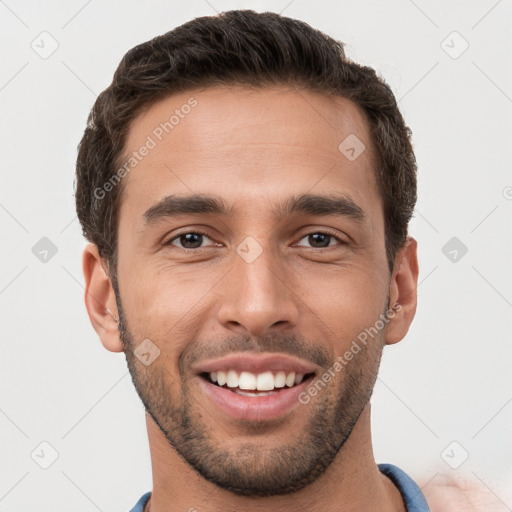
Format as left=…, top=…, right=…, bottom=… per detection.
left=285, top=372, right=296, bottom=387
left=226, top=370, right=238, bottom=388
left=216, top=371, right=227, bottom=386
left=208, top=370, right=306, bottom=391
left=274, top=371, right=286, bottom=388
left=238, top=371, right=256, bottom=390
left=256, top=371, right=274, bottom=391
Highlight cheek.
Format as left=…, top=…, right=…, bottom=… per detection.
left=300, top=267, right=387, bottom=352
left=118, top=261, right=221, bottom=352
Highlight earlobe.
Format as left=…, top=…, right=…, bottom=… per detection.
left=82, top=244, right=124, bottom=353
left=385, top=237, right=419, bottom=345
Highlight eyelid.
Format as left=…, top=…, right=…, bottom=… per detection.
left=164, top=228, right=349, bottom=250
left=294, top=229, right=349, bottom=248
left=165, top=229, right=218, bottom=249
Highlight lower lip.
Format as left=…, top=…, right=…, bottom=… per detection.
left=198, top=375, right=313, bottom=421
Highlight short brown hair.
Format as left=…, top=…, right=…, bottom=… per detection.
left=75, top=9, right=417, bottom=277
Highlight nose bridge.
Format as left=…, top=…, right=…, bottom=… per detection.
left=217, top=236, right=298, bottom=335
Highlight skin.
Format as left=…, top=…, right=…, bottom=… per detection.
left=422, top=472, right=509, bottom=512
left=83, top=85, right=419, bottom=512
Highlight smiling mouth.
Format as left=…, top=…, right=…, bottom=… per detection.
left=200, top=370, right=316, bottom=397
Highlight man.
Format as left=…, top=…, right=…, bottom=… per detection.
left=75, top=9, right=428, bottom=512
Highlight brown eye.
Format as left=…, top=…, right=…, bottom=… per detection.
left=168, top=232, right=214, bottom=249
left=296, top=232, right=344, bottom=249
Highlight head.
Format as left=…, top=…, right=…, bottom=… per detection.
left=77, top=10, right=418, bottom=497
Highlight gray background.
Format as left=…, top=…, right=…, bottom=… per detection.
left=0, top=0, right=511, bottom=510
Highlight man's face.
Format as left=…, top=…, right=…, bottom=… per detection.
left=114, top=86, right=392, bottom=496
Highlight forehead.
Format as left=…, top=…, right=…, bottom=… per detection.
left=118, top=85, right=381, bottom=223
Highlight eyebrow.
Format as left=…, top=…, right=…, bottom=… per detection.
left=143, top=193, right=366, bottom=225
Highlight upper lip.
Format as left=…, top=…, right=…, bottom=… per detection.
left=193, top=353, right=318, bottom=375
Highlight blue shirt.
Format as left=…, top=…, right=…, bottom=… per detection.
left=129, top=463, right=429, bottom=511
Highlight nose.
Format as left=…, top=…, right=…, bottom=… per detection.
left=216, top=240, right=300, bottom=337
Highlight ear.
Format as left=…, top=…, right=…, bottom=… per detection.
left=385, top=236, right=419, bottom=345
left=82, top=243, right=123, bottom=352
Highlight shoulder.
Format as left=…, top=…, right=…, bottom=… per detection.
left=421, top=472, right=508, bottom=512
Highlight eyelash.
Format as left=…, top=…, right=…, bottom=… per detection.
left=165, top=229, right=347, bottom=252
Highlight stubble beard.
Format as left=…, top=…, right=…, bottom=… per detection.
left=114, top=285, right=386, bottom=497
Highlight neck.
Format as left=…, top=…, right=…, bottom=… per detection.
left=144, top=404, right=405, bottom=512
